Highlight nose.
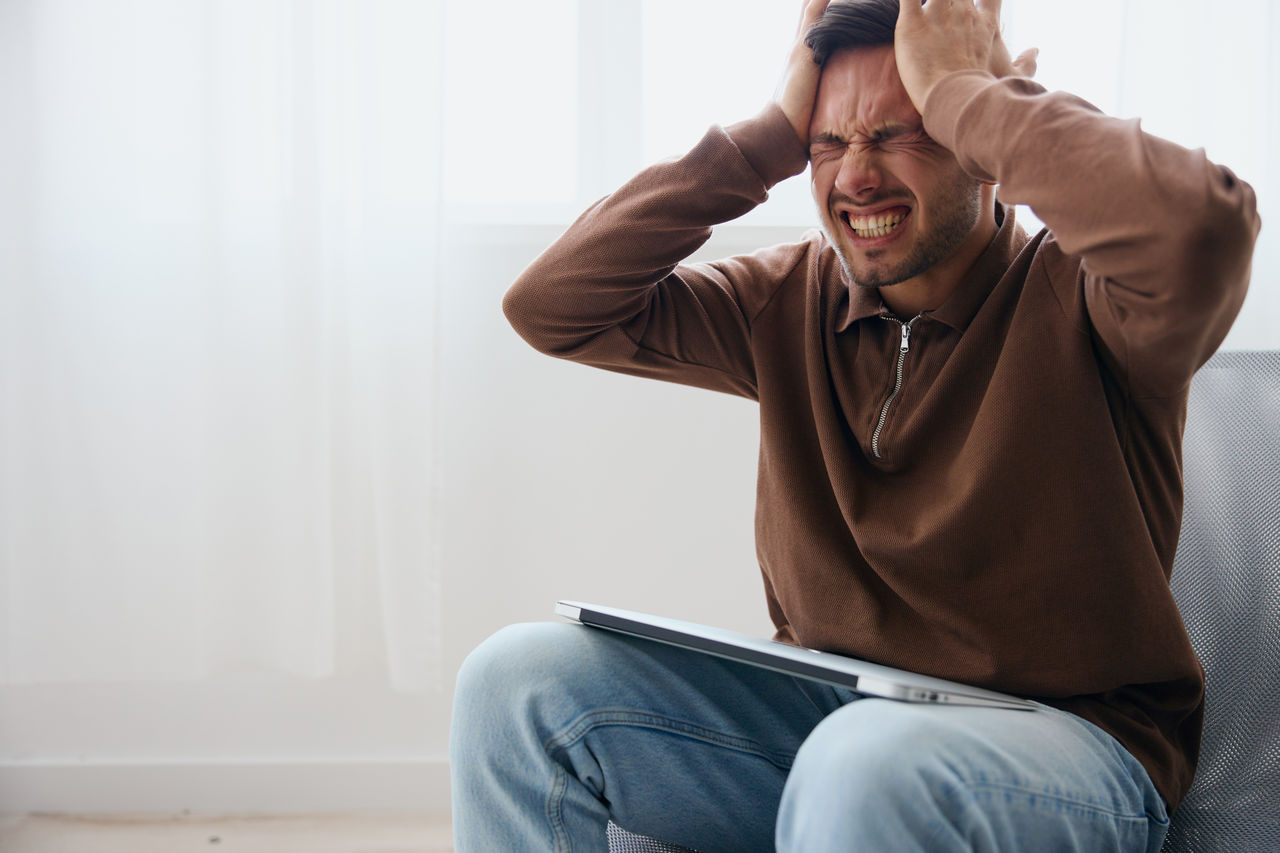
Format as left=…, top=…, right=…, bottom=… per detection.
left=833, top=145, right=883, bottom=201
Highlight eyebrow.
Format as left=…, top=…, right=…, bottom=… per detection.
left=809, top=123, right=922, bottom=147
left=809, top=131, right=846, bottom=147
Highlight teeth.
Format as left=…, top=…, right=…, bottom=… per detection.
left=846, top=211, right=906, bottom=238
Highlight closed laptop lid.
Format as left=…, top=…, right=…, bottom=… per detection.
left=556, top=601, right=1037, bottom=711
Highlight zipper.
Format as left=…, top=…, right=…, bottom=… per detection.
left=871, top=315, right=922, bottom=460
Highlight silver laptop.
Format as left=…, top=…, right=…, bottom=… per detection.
left=556, top=601, right=1037, bottom=711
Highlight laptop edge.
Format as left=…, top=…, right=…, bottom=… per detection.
left=557, top=601, right=1036, bottom=711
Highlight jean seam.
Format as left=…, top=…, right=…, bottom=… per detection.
left=546, top=764, right=571, bottom=853
left=962, top=780, right=1153, bottom=823
left=1039, top=704, right=1171, bottom=826
left=914, top=779, right=1158, bottom=852
left=545, top=708, right=797, bottom=771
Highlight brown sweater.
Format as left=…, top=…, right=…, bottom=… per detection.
left=502, top=70, right=1259, bottom=810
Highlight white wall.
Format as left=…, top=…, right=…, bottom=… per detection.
left=0, top=221, right=781, bottom=816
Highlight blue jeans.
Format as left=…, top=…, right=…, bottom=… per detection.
left=450, top=622, right=1170, bottom=852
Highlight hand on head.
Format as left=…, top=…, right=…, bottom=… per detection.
left=774, top=0, right=1037, bottom=146
left=894, top=0, right=1037, bottom=112
left=775, top=0, right=834, bottom=145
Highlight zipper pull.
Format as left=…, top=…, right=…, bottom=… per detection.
left=899, top=322, right=912, bottom=353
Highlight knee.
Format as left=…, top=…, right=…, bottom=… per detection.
left=451, top=622, right=574, bottom=767
left=454, top=622, right=576, bottom=718
left=452, top=620, right=645, bottom=776
left=792, top=701, right=956, bottom=792
left=778, top=702, right=974, bottom=842
left=455, top=621, right=637, bottom=731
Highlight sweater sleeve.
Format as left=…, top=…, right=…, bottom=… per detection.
left=502, top=103, right=811, bottom=400
left=922, top=71, right=1260, bottom=397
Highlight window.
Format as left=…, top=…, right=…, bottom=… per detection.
left=442, top=0, right=579, bottom=210
left=439, top=0, right=1278, bottom=348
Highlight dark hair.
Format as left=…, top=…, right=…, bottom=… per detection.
left=805, top=0, right=900, bottom=66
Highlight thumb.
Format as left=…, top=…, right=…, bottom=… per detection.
left=1012, top=47, right=1039, bottom=78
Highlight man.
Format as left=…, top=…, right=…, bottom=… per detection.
left=452, top=0, right=1260, bottom=849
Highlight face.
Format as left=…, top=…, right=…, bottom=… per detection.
left=809, top=45, right=986, bottom=291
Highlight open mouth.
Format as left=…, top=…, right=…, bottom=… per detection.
left=842, top=208, right=908, bottom=239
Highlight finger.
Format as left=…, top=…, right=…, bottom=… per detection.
left=898, top=0, right=924, bottom=22
left=796, top=0, right=830, bottom=36
left=1012, top=47, right=1039, bottom=78
left=979, top=0, right=1003, bottom=20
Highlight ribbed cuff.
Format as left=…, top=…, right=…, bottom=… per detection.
left=724, top=102, right=810, bottom=190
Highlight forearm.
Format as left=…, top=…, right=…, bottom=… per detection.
left=502, top=104, right=807, bottom=361
left=924, top=71, right=1260, bottom=389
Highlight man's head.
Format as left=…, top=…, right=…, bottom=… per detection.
left=803, top=0, right=995, bottom=302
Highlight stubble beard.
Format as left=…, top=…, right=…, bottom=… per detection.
left=827, top=175, right=985, bottom=290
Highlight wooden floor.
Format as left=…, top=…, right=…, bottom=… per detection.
left=0, top=813, right=453, bottom=853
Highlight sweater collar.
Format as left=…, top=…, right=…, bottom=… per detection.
left=835, top=202, right=1027, bottom=333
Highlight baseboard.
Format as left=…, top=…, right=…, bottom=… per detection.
left=0, top=758, right=451, bottom=815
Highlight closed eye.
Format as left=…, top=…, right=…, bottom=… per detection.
left=876, top=127, right=935, bottom=148
left=808, top=133, right=847, bottom=164
left=809, top=126, right=938, bottom=165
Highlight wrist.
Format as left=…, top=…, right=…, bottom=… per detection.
left=726, top=103, right=811, bottom=189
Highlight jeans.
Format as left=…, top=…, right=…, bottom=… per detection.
left=450, top=622, right=1170, bottom=852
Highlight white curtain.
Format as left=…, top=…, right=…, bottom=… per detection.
left=0, top=0, right=443, bottom=691
left=0, top=0, right=1274, bottom=693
